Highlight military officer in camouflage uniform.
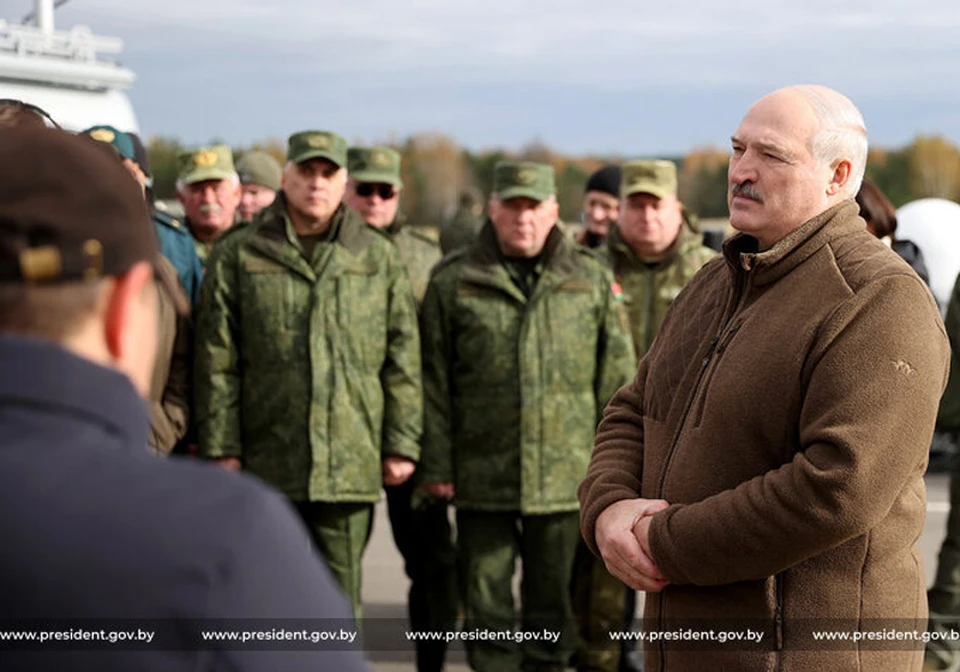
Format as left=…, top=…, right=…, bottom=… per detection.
left=572, top=160, right=716, bottom=672
left=237, top=150, right=282, bottom=223
left=345, top=145, right=454, bottom=671
left=604, top=160, right=716, bottom=358
left=419, top=161, right=636, bottom=672
left=345, top=146, right=442, bottom=302
left=193, top=130, right=422, bottom=617
left=176, top=145, right=242, bottom=267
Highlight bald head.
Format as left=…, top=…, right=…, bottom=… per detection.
left=728, top=85, right=867, bottom=249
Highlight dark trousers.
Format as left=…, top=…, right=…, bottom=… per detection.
left=386, top=480, right=460, bottom=672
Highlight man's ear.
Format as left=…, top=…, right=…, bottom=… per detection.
left=103, top=262, right=154, bottom=360
left=827, top=159, right=853, bottom=197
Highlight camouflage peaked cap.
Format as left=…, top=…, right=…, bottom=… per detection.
left=347, top=146, right=403, bottom=187
left=621, top=160, right=678, bottom=199
left=81, top=125, right=135, bottom=162
left=287, top=130, right=348, bottom=168
left=177, top=144, right=236, bottom=185
left=493, top=161, right=556, bottom=202
left=236, top=150, right=282, bottom=191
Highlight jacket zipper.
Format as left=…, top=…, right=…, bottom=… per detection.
left=654, top=268, right=751, bottom=670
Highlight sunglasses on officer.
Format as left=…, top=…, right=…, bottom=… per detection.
left=0, top=99, right=61, bottom=129
left=355, top=183, right=397, bottom=200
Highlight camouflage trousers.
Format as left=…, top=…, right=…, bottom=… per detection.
left=386, top=479, right=460, bottom=672
left=294, top=501, right=373, bottom=621
left=570, top=539, right=629, bottom=672
left=457, top=509, right=580, bottom=672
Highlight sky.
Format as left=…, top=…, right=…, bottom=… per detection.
left=7, top=0, right=960, bottom=155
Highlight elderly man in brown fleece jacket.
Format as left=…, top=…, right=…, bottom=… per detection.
left=578, top=84, right=950, bottom=672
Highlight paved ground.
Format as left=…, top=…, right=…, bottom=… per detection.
left=362, top=473, right=953, bottom=671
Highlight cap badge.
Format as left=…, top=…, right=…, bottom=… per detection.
left=516, top=168, right=537, bottom=186
left=89, top=129, right=116, bottom=143
left=307, top=134, right=330, bottom=149
left=194, top=150, right=219, bottom=168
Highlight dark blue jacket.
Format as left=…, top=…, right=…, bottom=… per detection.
left=0, top=334, right=369, bottom=671
left=154, top=209, right=204, bottom=309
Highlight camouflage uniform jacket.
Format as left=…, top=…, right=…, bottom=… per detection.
left=602, top=213, right=716, bottom=358
left=194, top=195, right=423, bottom=502
left=419, top=222, right=636, bottom=514
left=387, top=220, right=442, bottom=305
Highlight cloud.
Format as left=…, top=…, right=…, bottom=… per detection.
left=12, top=0, right=960, bottom=151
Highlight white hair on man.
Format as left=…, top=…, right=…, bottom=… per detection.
left=790, top=84, right=868, bottom=197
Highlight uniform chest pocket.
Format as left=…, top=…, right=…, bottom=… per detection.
left=242, top=257, right=298, bottom=332
left=336, top=264, right=388, bottom=360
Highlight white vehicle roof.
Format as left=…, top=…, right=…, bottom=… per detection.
left=0, top=0, right=138, bottom=133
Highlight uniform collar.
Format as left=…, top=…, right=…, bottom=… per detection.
left=0, top=333, right=149, bottom=451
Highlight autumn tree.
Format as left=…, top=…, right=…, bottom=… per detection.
left=678, top=147, right=729, bottom=218
left=400, top=133, right=466, bottom=226
left=907, top=135, right=960, bottom=201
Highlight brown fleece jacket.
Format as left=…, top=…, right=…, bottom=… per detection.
left=579, top=200, right=949, bottom=671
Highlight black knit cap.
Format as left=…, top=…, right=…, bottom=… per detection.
left=0, top=125, right=186, bottom=314
left=585, top=164, right=622, bottom=199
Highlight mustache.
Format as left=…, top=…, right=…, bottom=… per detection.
left=731, top=182, right=763, bottom=203
left=199, top=203, right=222, bottom=214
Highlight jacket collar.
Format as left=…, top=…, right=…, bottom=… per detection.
left=722, top=199, right=862, bottom=287
left=460, top=220, right=583, bottom=303
left=0, top=334, right=149, bottom=451
left=247, top=193, right=375, bottom=280
left=608, top=209, right=704, bottom=270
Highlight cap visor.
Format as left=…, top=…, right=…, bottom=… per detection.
left=624, top=183, right=671, bottom=199
left=496, top=187, right=548, bottom=202
left=154, top=255, right=190, bottom=316
left=292, top=150, right=344, bottom=168
left=183, top=168, right=235, bottom=185
left=349, top=170, right=402, bottom=187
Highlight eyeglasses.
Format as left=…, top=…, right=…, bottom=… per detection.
left=356, top=183, right=397, bottom=200
left=0, top=99, right=61, bottom=129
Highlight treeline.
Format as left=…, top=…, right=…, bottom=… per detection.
left=146, top=133, right=960, bottom=227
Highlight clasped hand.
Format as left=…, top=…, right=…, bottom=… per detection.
left=595, top=498, right=670, bottom=592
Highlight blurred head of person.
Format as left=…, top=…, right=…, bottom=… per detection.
left=344, top=146, right=403, bottom=229
left=82, top=125, right=148, bottom=197
left=855, top=179, right=897, bottom=241
left=237, top=150, right=282, bottom=222
left=582, top=164, right=621, bottom=240
left=488, top=162, right=559, bottom=258
left=0, top=126, right=187, bottom=397
left=175, top=145, right=241, bottom=242
left=281, top=131, right=349, bottom=231
left=617, top=160, right=684, bottom=259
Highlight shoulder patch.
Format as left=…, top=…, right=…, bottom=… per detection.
left=406, top=226, right=441, bottom=246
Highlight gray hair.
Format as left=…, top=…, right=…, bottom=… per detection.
left=790, top=85, right=868, bottom=197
